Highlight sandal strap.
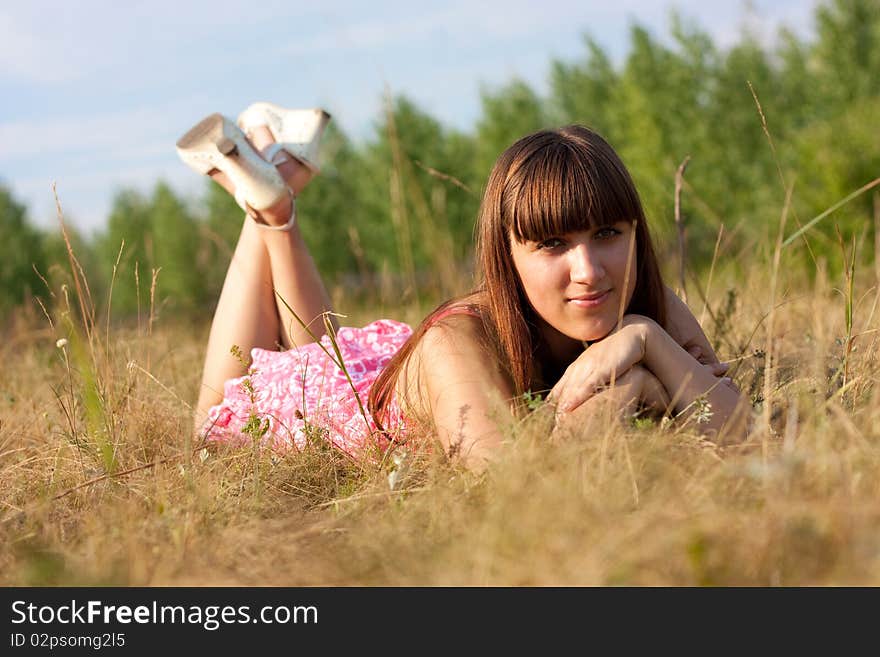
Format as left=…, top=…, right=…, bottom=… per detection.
left=262, top=143, right=287, bottom=164
left=263, top=142, right=317, bottom=171
left=249, top=189, right=297, bottom=232
left=233, top=187, right=249, bottom=213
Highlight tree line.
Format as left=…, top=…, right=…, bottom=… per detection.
left=2, top=0, right=878, bottom=321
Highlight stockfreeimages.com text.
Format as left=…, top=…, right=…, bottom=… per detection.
left=11, top=600, right=317, bottom=631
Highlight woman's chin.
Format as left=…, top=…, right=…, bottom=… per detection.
left=540, top=316, right=616, bottom=354
left=572, top=322, right=617, bottom=344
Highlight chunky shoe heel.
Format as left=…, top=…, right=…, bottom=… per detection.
left=237, top=102, right=331, bottom=172
left=176, top=112, right=287, bottom=212
left=216, top=137, right=237, bottom=156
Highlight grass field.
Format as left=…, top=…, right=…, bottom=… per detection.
left=1, top=219, right=879, bottom=586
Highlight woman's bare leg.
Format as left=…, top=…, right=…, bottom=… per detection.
left=194, top=126, right=336, bottom=426
left=246, top=126, right=337, bottom=350
left=195, top=218, right=280, bottom=423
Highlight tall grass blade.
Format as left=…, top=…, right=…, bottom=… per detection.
left=782, top=177, right=880, bottom=247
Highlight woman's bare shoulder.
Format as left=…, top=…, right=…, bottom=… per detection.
left=409, top=311, right=494, bottom=386
left=399, top=309, right=511, bottom=409
left=393, top=310, right=480, bottom=414
left=405, top=308, right=515, bottom=465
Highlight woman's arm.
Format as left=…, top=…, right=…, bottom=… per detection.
left=549, top=315, right=748, bottom=440
left=414, top=315, right=516, bottom=470
left=417, top=322, right=674, bottom=465
left=554, top=364, right=669, bottom=433
left=663, top=285, right=730, bottom=378
left=636, top=315, right=748, bottom=437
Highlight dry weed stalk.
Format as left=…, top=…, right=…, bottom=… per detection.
left=674, top=155, right=691, bottom=303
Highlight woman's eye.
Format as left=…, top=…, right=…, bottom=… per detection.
left=537, top=238, right=564, bottom=250
left=594, top=227, right=620, bottom=240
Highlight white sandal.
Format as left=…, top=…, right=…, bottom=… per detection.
left=176, top=113, right=288, bottom=216
left=255, top=188, right=297, bottom=231
left=237, top=102, right=331, bottom=173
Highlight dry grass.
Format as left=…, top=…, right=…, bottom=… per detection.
left=1, top=246, right=879, bottom=586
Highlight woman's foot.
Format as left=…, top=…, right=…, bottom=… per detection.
left=177, top=106, right=328, bottom=229
left=176, top=113, right=287, bottom=215
left=207, top=125, right=312, bottom=228
left=246, top=125, right=316, bottom=198
left=237, top=103, right=330, bottom=175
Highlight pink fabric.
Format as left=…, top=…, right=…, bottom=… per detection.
left=201, top=319, right=413, bottom=456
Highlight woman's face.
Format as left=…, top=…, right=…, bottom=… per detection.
left=510, top=220, right=638, bottom=359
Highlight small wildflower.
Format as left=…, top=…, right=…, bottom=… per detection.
left=242, top=413, right=270, bottom=442
left=387, top=470, right=400, bottom=490
left=631, top=416, right=655, bottom=430
left=693, top=396, right=714, bottom=425
left=522, top=389, right=543, bottom=411
left=388, top=449, right=410, bottom=490
left=230, top=344, right=245, bottom=365
left=55, top=338, right=68, bottom=349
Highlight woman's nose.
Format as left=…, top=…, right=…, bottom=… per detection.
left=569, top=243, right=605, bottom=283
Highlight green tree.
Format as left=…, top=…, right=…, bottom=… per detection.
left=812, top=0, right=880, bottom=108
left=475, top=79, right=547, bottom=178
left=95, top=189, right=152, bottom=317
left=199, top=177, right=245, bottom=302
left=0, top=185, right=47, bottom=315
left=296, top=121, right=372, bottom=279
left=41, top=221, right=104, bottom=311
left=361, top=94, right=479, bottom=291
left=609, top=26, right=675, bottom=235
left=775, top=27, right=815, bottom=130
left=791, top=96, right=880, bottom=254
left=550, top=36, right=619, bottom=136
left=149, top=181, right=204, bottom=312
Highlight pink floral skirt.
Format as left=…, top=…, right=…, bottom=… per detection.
left=200, top=319, right=413, bottom=456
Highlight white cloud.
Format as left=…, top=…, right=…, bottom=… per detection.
left=279, top=0, right=590, bottom=55
left=0, top=12, right=85, bottom=84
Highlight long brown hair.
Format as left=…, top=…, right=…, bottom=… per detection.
left=370, top=125, right=667, bottom=428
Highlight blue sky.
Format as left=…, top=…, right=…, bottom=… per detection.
left=1, top=0, right=815, bottom=234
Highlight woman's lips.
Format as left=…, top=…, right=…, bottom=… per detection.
left=568, top=290, right=611, bottom=308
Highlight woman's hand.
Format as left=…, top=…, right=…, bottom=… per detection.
left=554, top=364, right=670, bottom=433
left=548, top=318, right=648, bottom=413
left=549, top=311, right=747, bottom=438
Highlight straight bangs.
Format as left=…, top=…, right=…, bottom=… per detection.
left=505, top=137, right=644, bottom=244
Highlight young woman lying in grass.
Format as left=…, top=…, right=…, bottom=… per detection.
left=176, top=105, right=748, bottom=469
